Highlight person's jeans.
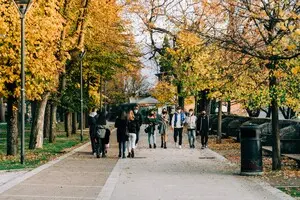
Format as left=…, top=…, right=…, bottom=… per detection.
left=188, top=129, right=196, bottom=146
left=95, top=137, right=105, bottom=156
left=135, top=128, right=140, bottom=144
left=174, top=128, right=183, bottom=145
left=127, top=133, right=137, bottom=152
left=148, top=132, right=156, bottom=145
left=119, top=141, right=126, bottom=156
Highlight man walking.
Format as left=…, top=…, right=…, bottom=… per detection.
left=197, top=111, right=210, bottom=149
left=133, top=106, right=143, bottom=146
left=171, top=106, right=186, bottom=149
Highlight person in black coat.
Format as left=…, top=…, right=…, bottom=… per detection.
left=95, top=110, right=107, bottom=158
left=88, top=108, right=97, bottom=154
left=133, top=106, right=143, bottom=145
left=197, top=111, right=210, bottom=149
left=115, top=111, right=128, bottom=158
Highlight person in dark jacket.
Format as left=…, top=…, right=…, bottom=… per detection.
left=115, top=111, right=128, bottom=158
left=88, top=108, right=97, bottom=154
left=95, top=110, right=107, bottom=158
left=133, top=106, right=143, bottom=146
left=197, top=111, right=210, bottom=149
left=127, top=110, right=137, bottom=158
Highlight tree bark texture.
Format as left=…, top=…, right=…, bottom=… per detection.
left=197, top=90, right=210, bottom=114
left=29, top=93, right=50, bottom=149
left=72, top=112, right=77, bottom=134
left=43, top=102, right=51, bottom=139
left=65, top=112, right=72, bottom=137
left=0, top=98, right=5, bottom=122
left=49, top=104, right=57, bottom=143
left=177, top=83, right=184, bottom=108
left=270, top=72, right=281, bottom=170
left=217, top=101, right=222, bottom=144
left=6, top=96, right=18, bottom=155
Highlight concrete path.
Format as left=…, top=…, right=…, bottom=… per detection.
left=0, top=125, right=295, bottom=200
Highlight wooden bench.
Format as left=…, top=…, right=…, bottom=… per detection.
left=262, top=146, right=300, bottom=167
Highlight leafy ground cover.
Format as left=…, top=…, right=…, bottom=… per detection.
left=209, top=137, right=300, bottom=199
left=0, top=123, right=89, bottom=170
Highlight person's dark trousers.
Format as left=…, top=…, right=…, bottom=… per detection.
left=100, top=138, right=106, bottom=156
left=174, top=128, right=183, bottom=145
left=201, top=131, right=209, bottom=146
left=135, top=128, right=140, bottom=145
left=89, top=127, right=96, bottom=153
left=95, top=137, right=106, bottom=157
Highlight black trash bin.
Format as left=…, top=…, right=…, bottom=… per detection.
left=240, top=123, right=263, bottom=175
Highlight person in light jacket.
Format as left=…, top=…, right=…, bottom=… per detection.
left=171, top=106, right=186, bottom=149
left=186, top=109, right=197, bottom=148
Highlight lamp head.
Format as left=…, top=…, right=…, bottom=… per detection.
left=13, top=0, right=33, bottom=15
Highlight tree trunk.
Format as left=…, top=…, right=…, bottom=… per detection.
left=0, top=98, right=5, bottom=122
left=72, top=112, right=77, bottom=134
left=227, top=101, right=231, bottom=115
left=197, top=90, right=210, bottom=114
left=29, top=93, right=50, bottom=149
left=194, top=95, right=198, bottom=115
left=6, top=96, right=18, bottom=155
left=49, top=104, right=57, bottom=143
left=43, top=102, right=51, bottom=138
left=177, top=82, right=184, bottom=108
left=270, top=73, right=281, bottom=170
left=64, top=111, right=72, bottom=137
left=216, top=101, right=222, bottom=144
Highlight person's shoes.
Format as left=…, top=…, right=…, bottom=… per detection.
left=118, top=154, right=121, bottom=158
left=179, top=145, right=182, bottom=149
left=96, top=154, right=100, bottom=158
left=205, top=145, right=208, bottom=148
left=161, top=143, right=164, bottom=148
left=192, top=144, right=195, bottom=148
left=154, top=143, right=156, bottom=149
left=190, top=145, right=192, bottom=148
left=102, top=154, right=106, bottom=158
left=127, top=153, right=131, bottom=158
left=149, top=144, right=152, bottom=149
left=122, top=154, right=126, bottom=158
left=164, top=142, right=167, bottom=149
left=201, top=146, right=205, bottom=149
left=131, top=149, right=134, bottom=158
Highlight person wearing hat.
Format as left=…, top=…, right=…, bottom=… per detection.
left=197, top=110, right=210, bottom=149
left=171, top=106, right=186, bottom=149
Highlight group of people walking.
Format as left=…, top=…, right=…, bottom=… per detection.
left=88, top=105, right=211, bottom=159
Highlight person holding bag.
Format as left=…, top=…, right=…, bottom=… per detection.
left=95, top=110, right=107, bottom=158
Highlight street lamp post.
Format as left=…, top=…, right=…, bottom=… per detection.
left=12, top=0, right=33, bottom=164
left=79, top=50, right=86, bottom=142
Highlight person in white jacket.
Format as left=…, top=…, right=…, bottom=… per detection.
left=186, top=109, right=197, bottom=148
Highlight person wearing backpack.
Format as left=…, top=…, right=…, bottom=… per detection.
left=95, top=110, right=107, bottom=158
left=88, top=108, right=97, bottom=154
left=186, top=109, right=197, bottom=148
left=171, top=106, right=186, bottom=149
left=115, top=111, right=128, bottom=158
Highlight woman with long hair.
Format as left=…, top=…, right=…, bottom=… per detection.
left=127, top=110, right=137, bottom=158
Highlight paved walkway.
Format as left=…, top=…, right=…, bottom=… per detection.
left=0, top=125, right=295, bottom=200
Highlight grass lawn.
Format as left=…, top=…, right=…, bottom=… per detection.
left=0, top=122, right=89, bottom=170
